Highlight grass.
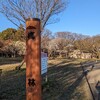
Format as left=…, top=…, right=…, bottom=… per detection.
left=0, top=57, right=96, bottom=100
left=0, top=69, right=26, bottom=100
left=43, top=59, right=88, bottom=100
left=0, top=57, right=25, bottom=100
left=0, top=57, right=23, bottom=65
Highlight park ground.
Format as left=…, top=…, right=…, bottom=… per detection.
left=0, top=57, right=100, bottom=100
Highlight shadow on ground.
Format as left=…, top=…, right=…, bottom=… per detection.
left=0, top=57, right=22, bottom=65
left=43, top=61, right=86, bottom=100
left=0, top=68, right=26, bottom=100
left=0, top=58, right=90, bottom=100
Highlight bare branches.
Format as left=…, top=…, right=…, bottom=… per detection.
left=0, top=0, right=68, bottom=28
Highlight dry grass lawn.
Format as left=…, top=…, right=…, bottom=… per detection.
left=0, top=57, right=97, bottom=100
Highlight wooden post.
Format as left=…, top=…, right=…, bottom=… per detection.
left=26, top=18, right=42, bottom=100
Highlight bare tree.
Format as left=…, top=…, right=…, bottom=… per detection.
left=41, top=29, right=53, bottom=50
left=74, top=35, right=100, bottom=59
left=0, top=0, right=68, bottom=28
left=90, top=35, right=100, bottom=58
left=0, top=40, right=4, bottom=48
left=56, top=32, right=89, bottom=42
left=0, top=0, right=68, bottom=69
left=48, top=38, right=59, bottom=57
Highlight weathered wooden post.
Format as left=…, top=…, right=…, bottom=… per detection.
left=26, top=18, right=42, bottom=100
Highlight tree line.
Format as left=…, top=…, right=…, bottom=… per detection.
left=41, top=30, right=100, bottom=59
left=0, top=25, right=25, bottom=57
left=0, top=27, right=100, bottom=59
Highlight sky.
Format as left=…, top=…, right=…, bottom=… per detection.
left=0, top=0, right=100, bottom=36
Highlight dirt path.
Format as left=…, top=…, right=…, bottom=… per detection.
left=87, top=63, right=100, bottom=100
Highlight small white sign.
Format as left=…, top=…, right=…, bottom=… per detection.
left=41, top=52, right=48, bottom=74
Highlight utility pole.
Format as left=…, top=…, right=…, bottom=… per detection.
left=26, top=18, right=42, bottom=100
